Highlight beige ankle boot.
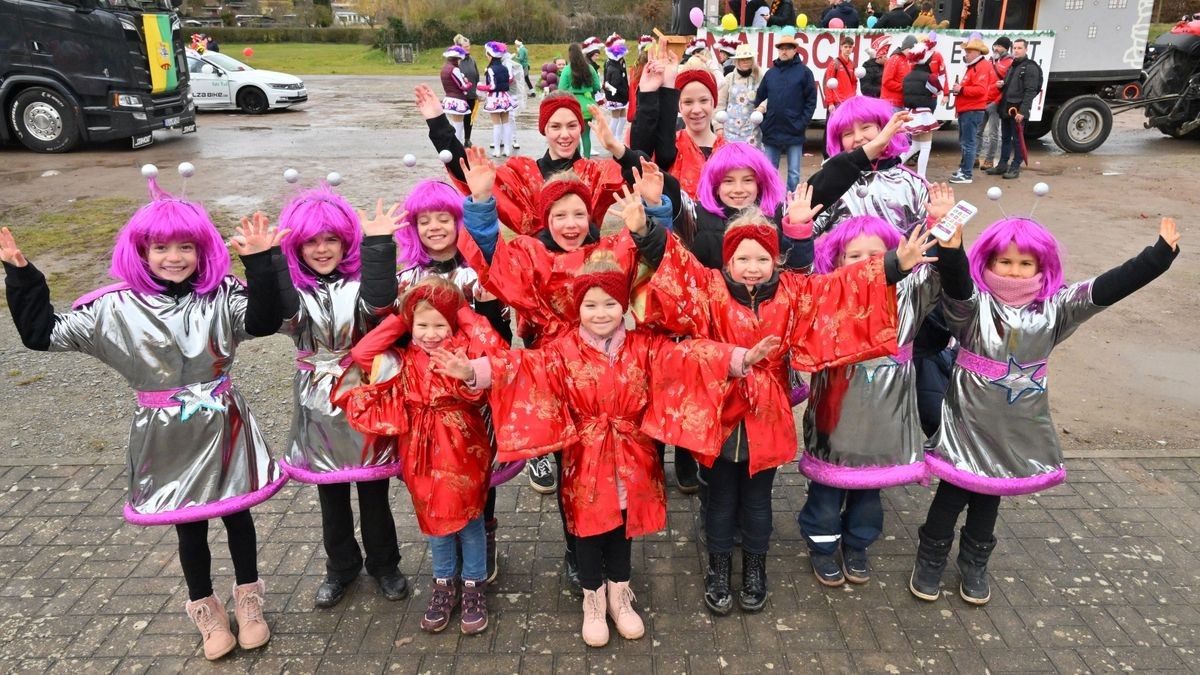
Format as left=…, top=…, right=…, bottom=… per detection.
left=186, top=594, right=236, bottom=660
left=606, top=580, right=645, bottom=640
left=580, top=585, right=609, bottom=647
left=232, top=579, right=270, bottom=649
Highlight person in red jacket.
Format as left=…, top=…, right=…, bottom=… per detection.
left=949, top=38, right=997, bottom=184
left=823, top=36, right=860, bottom=114
left=977, top=36, right=1013, bottom=170
left=880, top=35, right=916, bottom=110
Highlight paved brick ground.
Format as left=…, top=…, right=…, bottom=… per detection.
left=0, top=453, right=1198, bottom=674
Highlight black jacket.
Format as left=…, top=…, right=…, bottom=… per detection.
left=1001, top=56, right=1043, bottom=117
left=604, top=58, right=630, bottom=106
left=902, top=62, right=936, bottom=110
left=820, top=2, right=861, bottom=27
left=860, top=59, right=884, bottom=98
left=766, top=0, right=797, bottom=27
left=873, top=8, right=913, bottom=28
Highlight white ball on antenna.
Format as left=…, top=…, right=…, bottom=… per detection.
left=1033, top=182, right=1050, bottom=197
left=826, top=77, right=839, bottom=89
left=283, top=168, right=300, bottom=184
left=438, top=149, right=454, bottom=164
left=714, top=110, right=729, bottom=124
left=326, top=171, right=343, bottom=186
left=140, top=164, right=159, bottom=179
left=402, top=153, right=417, bottom=167
left=854, top=66, right=867, bottom=79
left=177, top=162, right=196, bottom=178
left=750, top=110, right=764, bottom=125
left=986, top=186, right=1003, bottom=201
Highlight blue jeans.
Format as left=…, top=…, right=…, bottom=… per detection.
left=956, top=110, right=984, bottom=178
left=705, top=458, right=777, bottom=555
left=763, top=143, right=804, bottom=192
left=797, top=482, right=883, bottom=555
left=428, top=515, right=486, bottom=582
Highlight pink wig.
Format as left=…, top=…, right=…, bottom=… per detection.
left=812, top=215, right=902, bottom=274
left=825, top=95, right=910, bottom=160
left=279, top=183, right=362, bottom=291
left=109, top=179, right=230, bottom=296
left=397, top=180, right=464, bottom=267
left=697, top=142, right=785, bottom=218
left=968, top=217, right=1064, bottom=302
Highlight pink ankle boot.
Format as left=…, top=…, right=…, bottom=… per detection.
left=606, top=580, right=645, bottom=639
left=232, top=579, right=270, bottom=649
left=185, top=594, right=236, bottom=660
left=581, top=585, right=609, bottom=647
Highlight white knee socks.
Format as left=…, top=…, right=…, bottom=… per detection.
left=914, top=140, right=932, bottom=178
left=450, top=118, right=465, bottom=144
left=610, top=115, right=627, bottom=144
left=492, top=124, right=503, bottom=156
left=502, top=121, right=514, bottom=156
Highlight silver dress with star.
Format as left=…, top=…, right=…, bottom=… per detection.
left=928, top=282, right=1104, bottom=496
left=49, top=278, right=285, bottom=525
left=280, top=277, right=400, bottom=483
left=812, top=164, right=929, bottom=237
left=801, top=265, right=939, bottom=489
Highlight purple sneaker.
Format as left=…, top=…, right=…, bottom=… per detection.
left=420, top=578, right=458, bottom=633
left=460, top=579, right=489, bottom=634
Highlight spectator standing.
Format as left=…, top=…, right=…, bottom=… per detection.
left=860, top=36, right=890, bottom=99
left=454, top=34, right=481, bottom=147
left=765, top=0, right=798, bottom=27
left=753, top=31, right=816, bottom=191
left=948, top=38, right=997, bottom=184
left=875, top=0, right=915, bottom=28
left=515, top=39, right=535, bottom=97
left=717, top=43, right=763, bottom=148
left=820, top=0, right=861, bottom=28
left=977, top=37, right=1013, bottom=171
left=987, top=38, right=1042, bottom=180
left=881, top=35, right=916, bottom=110
left=823, top=36, right=860, bottom=114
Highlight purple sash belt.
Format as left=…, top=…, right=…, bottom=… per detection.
left=136, top=377, right=231, bottom=409
left=957, top=349, right=1048, bottom=380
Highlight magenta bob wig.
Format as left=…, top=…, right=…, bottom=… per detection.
left=825, top=95, right=910, bottom=160
left=813, top=215, right=902, bottom=274
left=109, top=179, right=230, bottom=296
left=397, top=180, right=464, bottom=268
left=697, top=142, right=786, bottom=218
left=968, top=217, right=1064, bottom=302
left=279, top=183, right=362, bottom=291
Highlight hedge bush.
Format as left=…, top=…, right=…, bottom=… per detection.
left=199, top=27, right=377, bottom=45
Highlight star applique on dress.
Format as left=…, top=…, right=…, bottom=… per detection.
left=171, top=377, right=229, bottom=421
left=298, top=351, right=350, bottom=384
left=990, top=356, right=1047, bottom=404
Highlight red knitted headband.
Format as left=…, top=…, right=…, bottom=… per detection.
left=722, top=224, right=780, bottom=264
left=402, top=284, right=463, bottom=331
left=538, top=180, right=592, bottom=229
left=538, top=96, right=585, bottom=135
left=676, top=69, right=718, bottom=102
left=572, top=270, right=629, bottom=312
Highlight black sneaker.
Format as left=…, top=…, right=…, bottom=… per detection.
left=314, top=578, right=349, bottom=608
left=986, top=165, right=1007, bottom=176
left=811, top=552, right=845, bottom=587
left=1003, top=167, right=1020, bottom=179
left=842, top=547, right=871, bottom=584
left=527, top=455, right=557, bottom=494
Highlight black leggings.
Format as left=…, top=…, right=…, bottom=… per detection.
left=575, top=516, right=631, bottom=591
left=175, top=510, right=258, bottom=601
left=922, top=481, right=1001, bottom=541
left=485, top=485, right=497, bottom=523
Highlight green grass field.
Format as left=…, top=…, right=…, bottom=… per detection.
left=221, top=43, right=570, bottom=76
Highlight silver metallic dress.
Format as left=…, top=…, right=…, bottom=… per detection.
left=928, top=282, right=1104, bottom=496
left=802, top=265, right=939, bottom=489
left=52, top=278, right=286, bottom=525
left=280, top=277, right=400, bottom=484
left=813, top=164, right=930, bottom=237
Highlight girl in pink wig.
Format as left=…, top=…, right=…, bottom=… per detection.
left=799, top=184, right=965, bottom=589
left=911, top=214, right=1182, bottom=607
left=274, top=182, right=412, bottom=610
left=0, top=168, right=288, bottom=660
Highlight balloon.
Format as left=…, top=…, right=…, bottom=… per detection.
left=797, top=13, right=808, bottom=29
left=829, top=18, right=845, bottom=29
left=690, top=7, right=704, bottom=27
left=867, top=16, right=878, bottom=28
left=970, top=31, right=983, bottom=40
left=854, top=66, right=867, bottom=79
left=783, top=26, right=797, bottom=36
left=242, top=47, right=253, bottom=58
left=721, top=14, right=738, bottom=31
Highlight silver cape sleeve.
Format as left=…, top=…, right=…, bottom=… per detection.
left=1050, top=280, right=1105, bottom=346
left=48, top=303, right=99, bottom=354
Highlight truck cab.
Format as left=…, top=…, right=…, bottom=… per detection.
left=0, top=0, right=197, bottom=152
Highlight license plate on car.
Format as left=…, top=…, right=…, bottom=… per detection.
left=132, top=133, right=154, bottom=148
left=182, top=123, right=197, bottom=134
left=164, top=116, right=180, bottom=127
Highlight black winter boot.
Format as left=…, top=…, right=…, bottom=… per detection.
left=909, top=526, right=953, bottom=601
left=739, top=551, right=768, bottom=612
left=704, top=552, right=734, bottom=615
left=956, top=529, right=997, bottom=605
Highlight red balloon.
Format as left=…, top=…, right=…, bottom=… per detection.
left=829, top=18, right=845, bottom=28
left=242, top=47, right=254, bottom=57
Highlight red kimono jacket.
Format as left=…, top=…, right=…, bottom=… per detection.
left=458, top=228, right=647, bottom=347
left=674, top=129, right=727, bottom=199
left=447, top=156, right=625, bottom=236
left=639, top=235, right=899, bottom=475
left=487, top=327, right=738, bottom=538
left=332, top=308, right=503, bottom=536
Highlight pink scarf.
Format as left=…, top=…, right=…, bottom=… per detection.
left=983, top=269, right=1043, bottom=306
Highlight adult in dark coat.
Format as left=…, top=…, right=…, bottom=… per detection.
left=874, top=0, right=915, bottom=28
left=820, top=0, right=861, bottom=28
left=753, top=31, right=816, bottom=192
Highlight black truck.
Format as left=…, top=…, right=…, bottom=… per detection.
left=0, top=0, right=196, bottom=152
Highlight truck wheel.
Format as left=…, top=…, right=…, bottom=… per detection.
left=1050, top=95, right=1113, bottom=153
left=236, top=87, right=269, bottom=114
left=9, top=87, right=79, bottom=153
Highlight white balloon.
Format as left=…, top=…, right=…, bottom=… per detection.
left=177, top=162, right=196, bottom=178
left=326, top=171, right=343, bottom=186
left=750, top=110, right=764, bottom=125
left=986, top=186, right=1003, bottom=201
left=439, top=149, right=454, bottom=164
left=283, top=168, right=300, bottom=184
left=140, top=164, right=159, bottom=179
left=1033, top=182, right=1050, bottom=197
left=854, top=66, right=867, bottom=79
left=714, top=110, right=729, bottom=124
left=402, top=153, right=417, bottom=167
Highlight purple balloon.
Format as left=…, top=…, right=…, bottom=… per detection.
left=970, top=31, right=983, bottom=40
left=689, top=7, right=704, bottom=27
